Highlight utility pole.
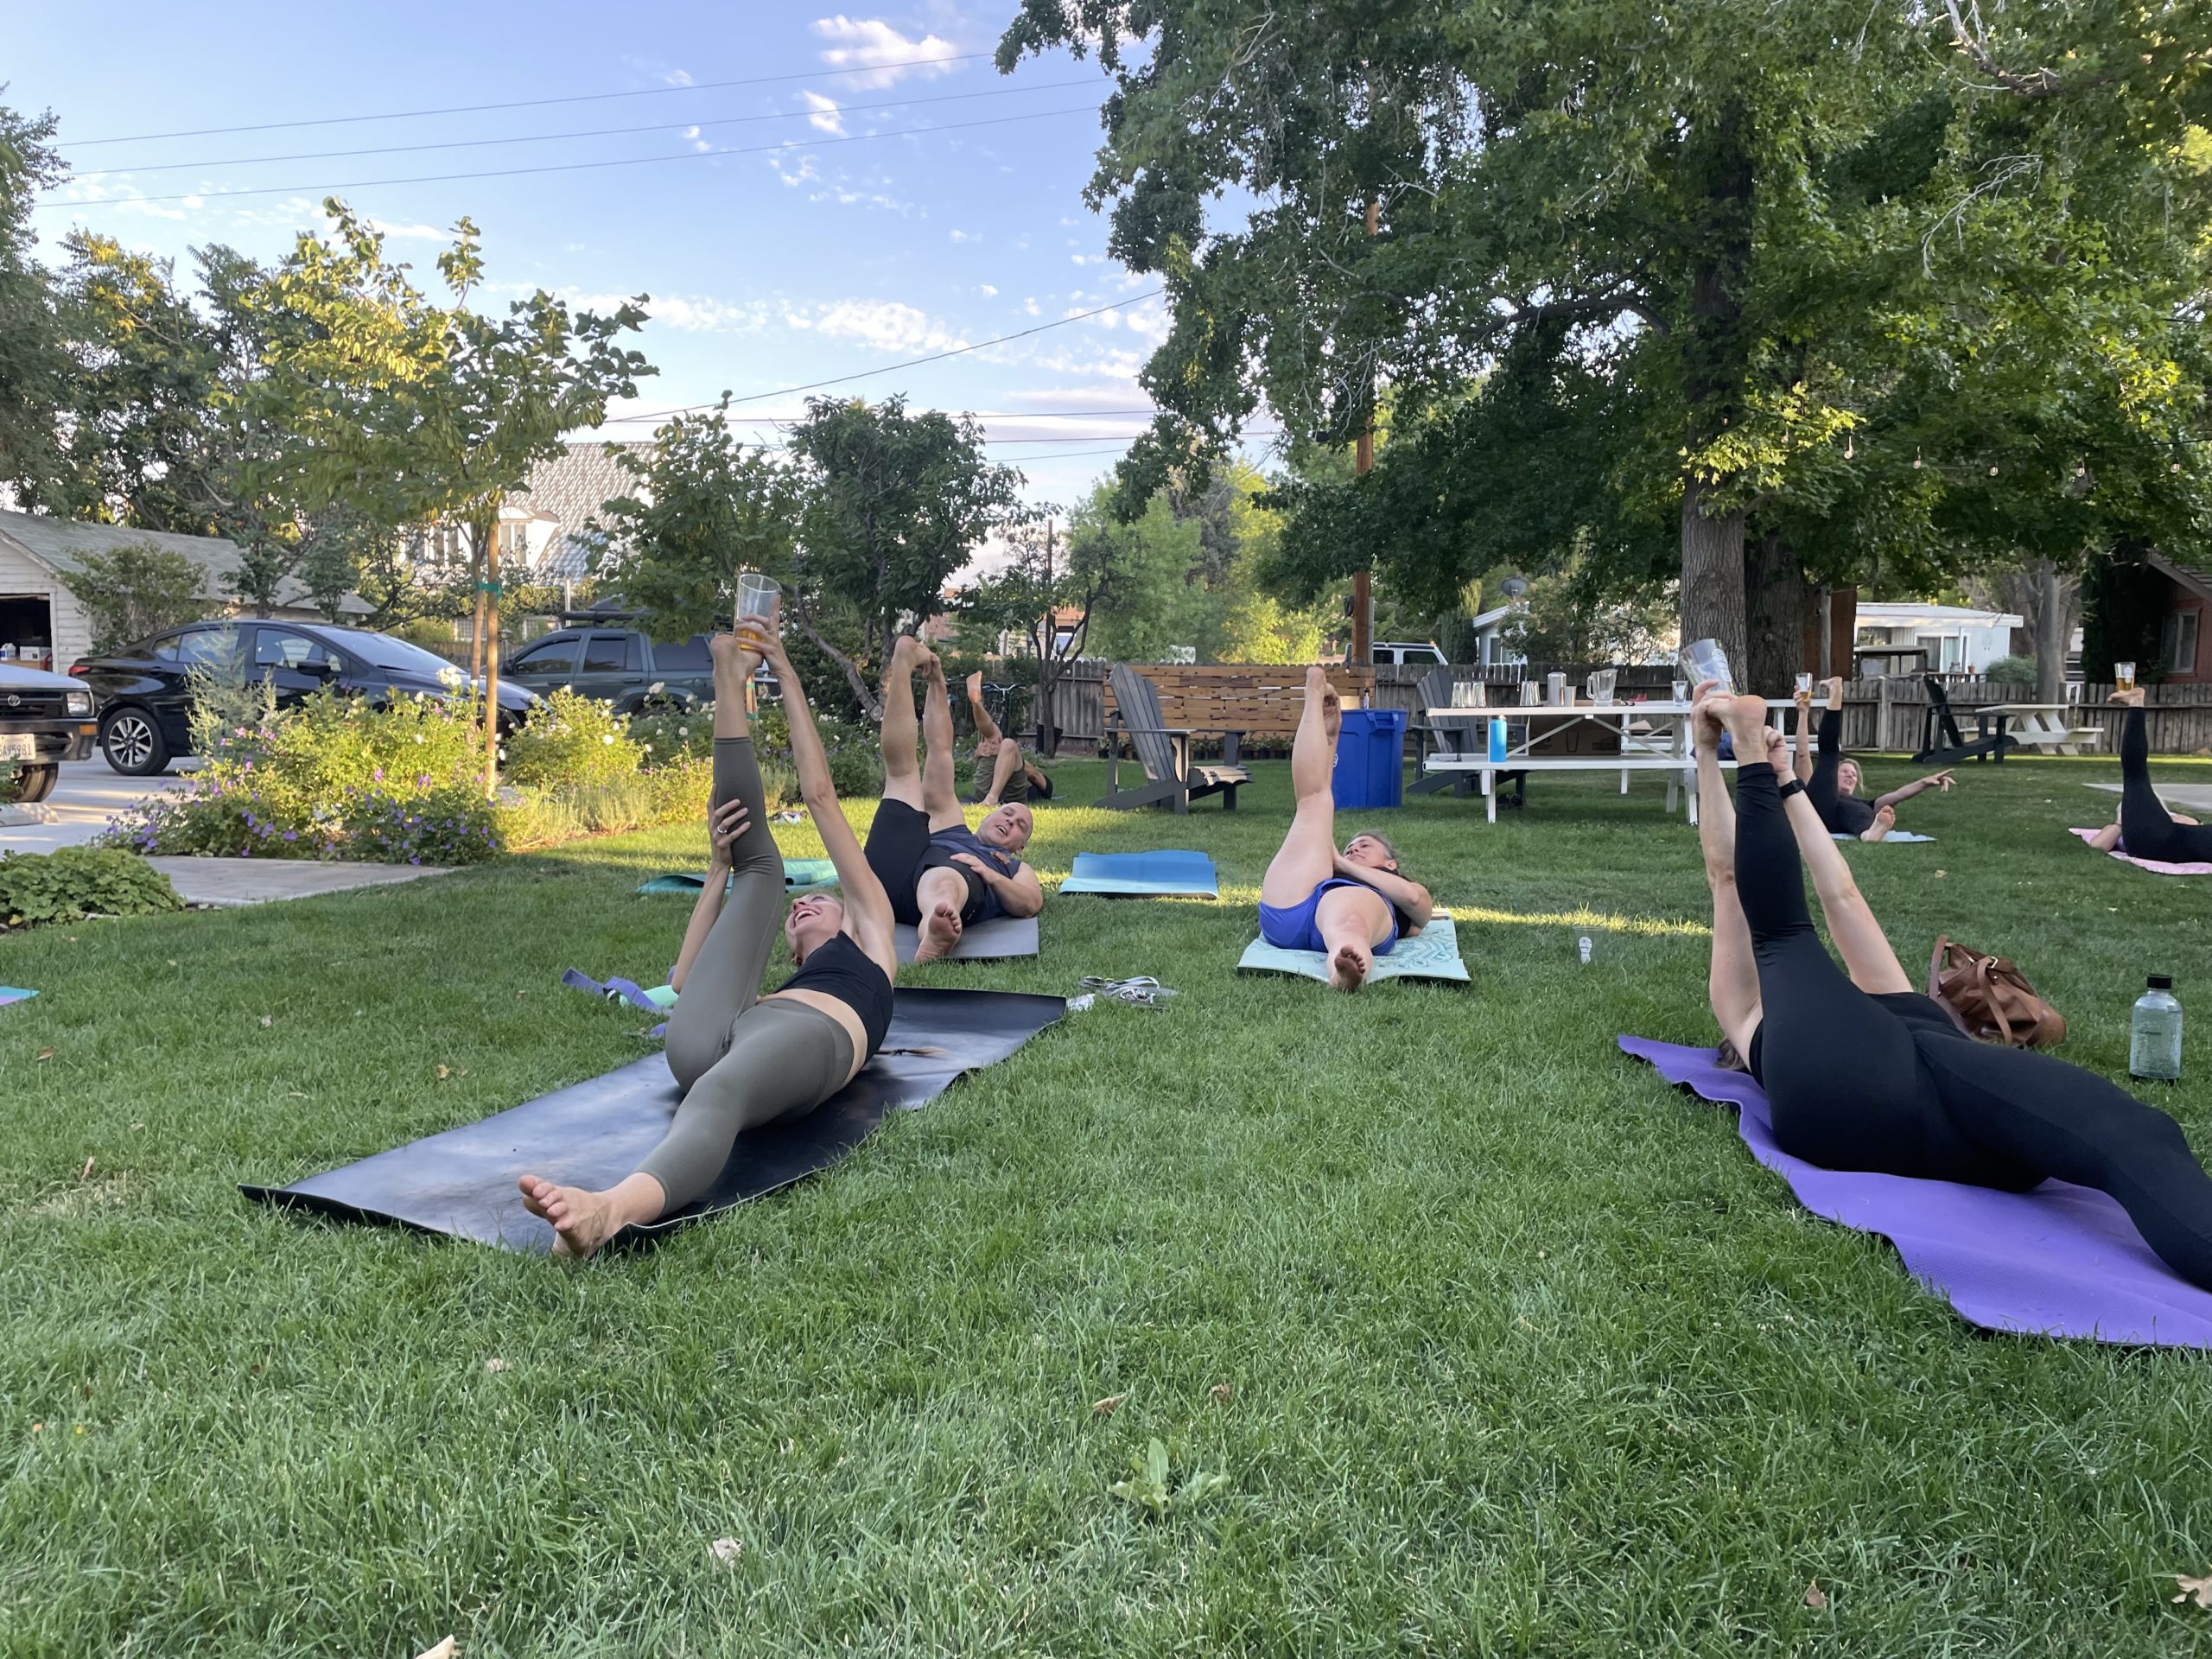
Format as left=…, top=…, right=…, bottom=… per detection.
left=1351, top=194, right=1380, bottom=677
left=482, top=509, right=505, bottom=796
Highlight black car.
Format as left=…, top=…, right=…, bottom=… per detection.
left=70, top=620, right=541, bottom=776
left=0, top=662, right=98, bottom=802
left=502, top=626, right=718, bottom=714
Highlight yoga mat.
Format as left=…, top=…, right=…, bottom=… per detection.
left=2069, top=827, right=2212, bottom=876
left=1619, top=1036, right=2212, bottom=1348
left=636, top=859, right=839, bottom=895
left=893, top=914, right=1039, bottom=962
left=1834, top=831, right=1934, bottom=843
left=0, top=987, right=35, bottom=1007
left=1237, top=912, right=1469, bottom=986
left=1058, top=850, right=1219, bottom=898
left=242, top=988, right=1065, bottom=1253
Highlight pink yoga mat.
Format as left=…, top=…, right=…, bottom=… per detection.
left=2069, top=827, right=2212, bottom=876
left=1621, top=1036, right=2212, bottom=1349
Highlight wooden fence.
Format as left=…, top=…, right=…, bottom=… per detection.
left=1031, top=664, right=2212, bottom=757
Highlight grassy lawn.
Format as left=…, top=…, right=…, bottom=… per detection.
left=5, top=747, right=2211, bottom=1656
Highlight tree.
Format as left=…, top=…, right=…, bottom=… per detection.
left=787, top=394, right=1022, bottom=718
left=1966, top=561, right=2082, bottom=703
left=66, top=542, right=210, bottom=654
left=1070, top=486, right=1210, bottom=663
left=958, top=509, right=1110, bottom=753
left=246, top=201, right=652, bottom=787
left=588, top=397, right=806, bottom=645
left=0, top=101, right=66, bottom=507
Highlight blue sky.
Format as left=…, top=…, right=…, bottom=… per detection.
left=14, top=1, right=1211, bottom=506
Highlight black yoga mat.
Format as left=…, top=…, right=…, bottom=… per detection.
left=241, top=988, right=1065, bottom=1252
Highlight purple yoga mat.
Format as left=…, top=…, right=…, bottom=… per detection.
left=2069, top=827, right=2212, bottom=876
left=1619, top=1036, right=2212, bottom=1349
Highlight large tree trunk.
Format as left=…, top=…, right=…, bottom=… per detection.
left=1681, top=480, right=1749, bottom=679
left=1967, top=556, right=2082, bottom=702
left=1743, top=529, right=1806, bottom=699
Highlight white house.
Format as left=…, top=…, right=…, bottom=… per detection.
left=1852, top=601, right=2023, bottom=676
left=0, top=509, right=371, bottom=671
left=414, top=442, right=652, bottom=589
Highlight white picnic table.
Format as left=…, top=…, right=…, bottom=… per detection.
left=1421, top=701, right=1735, bottom=823
left=1982, top=702, right=2104, bottom=755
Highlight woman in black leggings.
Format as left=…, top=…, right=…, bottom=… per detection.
left=2093, top=689, right=2212, bottom=864
left=1789, top=677, right=1953, bottom=840
left=1694, top=682, right=2212, bottom=1293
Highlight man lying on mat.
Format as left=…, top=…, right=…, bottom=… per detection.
left=518, top=604, right=898, bottom=1259
left=1257, top=664, right=1433, bottom=991
left=963, top=670, right=1054, bottom=807
left=863, top=639, right=1044, bottom=961
left=1693, top=678, right=2212, bottom=1294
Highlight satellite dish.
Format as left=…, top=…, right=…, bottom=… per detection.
left=1501, top=576, right=1529, bottom=599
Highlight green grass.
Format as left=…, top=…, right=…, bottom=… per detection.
left=4, top=750, right=2211, bottom=1656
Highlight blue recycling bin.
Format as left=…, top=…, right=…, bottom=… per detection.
left=1332, top=708, right=1408, bottom=810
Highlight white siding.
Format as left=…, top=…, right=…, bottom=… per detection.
left=0, top=543, right=89, bottom=667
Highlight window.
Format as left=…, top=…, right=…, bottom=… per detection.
left=581, top=632, right=639, bottom=673
left=175, top=625, right=244, bottom=672
left=512, top=635, right=578, bottom=672
left=148, top=632, right=187, bottom=662
left=350, top=632, right=467, bottom=678
left=649, top=635, right=712, bottom=673
left=252, top=629, right=342, bottom=673
left=2164, top=610, right=2200, bottom=676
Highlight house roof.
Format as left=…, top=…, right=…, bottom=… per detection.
left=0, top=508, right=372, bottom=616
left=2149, top=552, right=2212, bottom=607
left=511, top=442, right=652, bottom=582
left=1853, top=601, right=2022, bottom=629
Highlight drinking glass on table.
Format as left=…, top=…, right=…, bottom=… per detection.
left=1670, top=679, right=1688, bottom=705
left=1586, top=669, right=1617, bottom=703
left=1680, top=638, right=1734, bottom=695
left=2115, top=660, right=2137, bottom=692
left=1519, top=680, right=1541, bottom=707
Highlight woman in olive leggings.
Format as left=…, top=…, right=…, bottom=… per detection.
left=1695, top=682, right=2212, bottom=1294
left=518, top=609, right=899, bottom=1259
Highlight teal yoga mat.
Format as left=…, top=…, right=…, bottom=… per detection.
left=1058, top=850, right=1219, bottom=898
left=1834, top=831, right=1934, bottom=843
left=1237, top=912, right=1469, bottom=985
left=637, top=859, right=838, bottom=895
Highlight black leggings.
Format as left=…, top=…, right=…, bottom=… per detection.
left=2120, top=706, right=2212, bottom=863
left=1806, top=707, right=1875, bottom=836
left=1734, top=760, right=2212, bottom=1292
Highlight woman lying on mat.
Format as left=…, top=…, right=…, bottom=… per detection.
left=1789, top=677, right=1954, bottom=841
left=1257, top=665, right=1433, bottom=992
left=2089, top=688, right=2212, bottom=863
left=963, top=670, right=1054, bottom=807
left=518, top=607, right=898, bottom=1259
left=1694, top=680, right=2212, bottom=1293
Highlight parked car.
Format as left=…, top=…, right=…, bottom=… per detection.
left=0, top=662, right=98, bottom=802
left=70, top=620, right=542, bottom=777
left=1363, top=640, right=1449, bottom=667
left=502, top=626, right=721, bottom=713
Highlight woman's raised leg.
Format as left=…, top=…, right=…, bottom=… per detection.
left=1260, top=665, right=1345, bottom=909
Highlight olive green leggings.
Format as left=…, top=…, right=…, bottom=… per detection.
left=643, top=739, right=855, bottom=1211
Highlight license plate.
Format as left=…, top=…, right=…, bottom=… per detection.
left=0, top=734, right=33, bottom=760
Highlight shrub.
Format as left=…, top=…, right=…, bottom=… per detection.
left=185, top=664, right=280, bottom=760
left=67, top=541, right=212, bottom=654
left=1985, top=655, right=2037, bottom=686
left=0, top=848, right=184, bottom=929
left=628, top=700, right=716, bottom=766
left=340, top=783, right=503, bottom=865
left=503, top=688, right=644, bottom=788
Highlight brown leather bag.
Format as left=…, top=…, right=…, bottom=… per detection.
left=1928, top=937, right=2067, bottom=1048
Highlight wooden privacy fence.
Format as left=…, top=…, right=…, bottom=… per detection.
left=1035, top=664, right=2212, bottom=757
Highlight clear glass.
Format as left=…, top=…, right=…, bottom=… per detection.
left=1680, top=638, right=1734, bottom=694
left=1586, top=669, right=1617, bottom=704
left=2114, top=660, right=2137, bottom=691
left=1670, top=679, right=1688, bottom=705
left=2130, top=986, right=2183, bottom=1082
left=1796, top=671, right=1814, bottom=694
left=737, top=572, right=780, bottom=620
left=1467, top=681, right=1486, bottom=709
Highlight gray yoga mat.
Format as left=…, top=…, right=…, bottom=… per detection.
left=893, top=914, right=1040, bottom=962
left=240, top=988, right=1065, bottom=1253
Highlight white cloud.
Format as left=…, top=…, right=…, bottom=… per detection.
left=800, top=92, right=845, bottom=136
left=806, top=298, right=968, bottom=354
left=559, top=289, right=768, bottom=334
left=683, top=125, right=712, bottom=153
left=369, top=217, right=447, bottom=242
left=664, top=68, right=696, bottom=86
left=766, top=153, right=821, bottom=188
left=949, top=228, right=978, bottom=244
left=811, top=16, right=962, bottom=89
left=978, top=283, right=998, bottom=296
left=1024, top=296, right=1040, bottom=315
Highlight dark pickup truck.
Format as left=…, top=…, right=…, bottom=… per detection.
left=501, top=626, right=718, bottom=713
left=0, top=662, right=98, bottom=803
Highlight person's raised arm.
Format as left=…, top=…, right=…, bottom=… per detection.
left=668, top=796, right=751, bottom=994
left=741, top=620, right=897, bottom=969
left=1791, top=690, right=1815, bottom=785
left=1874, top=770, right=1953, bottom=810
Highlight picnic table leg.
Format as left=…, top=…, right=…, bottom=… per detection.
left=1485, top=768, right=1497, bottom=824
left=1686, top=763, right=1700, bottom=827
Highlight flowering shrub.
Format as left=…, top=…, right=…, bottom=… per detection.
left=628, top=700, right=715, bottom=766
left=341, top=784, right=503, bottom=865
left=502, top=688, right=643, bottom=788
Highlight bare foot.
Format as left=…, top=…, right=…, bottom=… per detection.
left=923, top=648, right=947, bottom=687
left=1329, top=941, right=1371, bottom=992
left=891, top=634, right=925, bottom=675
left=965, top=670, right=984, bottom=703
left=518, top=1174, right=621, bottom=1261
left=912, top=900, right=963, bottom=962
left=1822, top=676, right=1846, bottom=709
left=1861, top=804, right=1896, bottom=842
left=1305, top=666, right=1343, bottom=742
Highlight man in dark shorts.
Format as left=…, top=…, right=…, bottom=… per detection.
left=963, top=671, right=1055, bottom=807
left=867, top=639, right=1045, bottom=961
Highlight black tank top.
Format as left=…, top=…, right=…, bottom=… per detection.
left=778, top=933, right=893, bottom=1057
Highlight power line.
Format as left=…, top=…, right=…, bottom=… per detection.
left=62, top=52, right=995, bottom=148
left=41, top=106, right=1100, bottom=207
left=604, top=404, right=1167, bottom=426
left=80, top=79, right=1097, bottom=177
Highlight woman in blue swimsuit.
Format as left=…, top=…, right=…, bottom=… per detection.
left=1258, top=666, right=1434, bottom=990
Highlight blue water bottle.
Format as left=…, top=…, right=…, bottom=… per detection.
left=1488, top=715, right=1508, bottom=764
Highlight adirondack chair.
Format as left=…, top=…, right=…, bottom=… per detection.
left=1912, top=676, right=2014, bottom=766
left=1408, top=665, right=1527, bottom=804
left=1096, top=664, right=1251, bottom=812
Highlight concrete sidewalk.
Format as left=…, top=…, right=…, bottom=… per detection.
left=145, top=857, right=456, bottom=907
left=0, top=760, right=193, bottom=852
left=2085, top=781, right=2212, bottom=814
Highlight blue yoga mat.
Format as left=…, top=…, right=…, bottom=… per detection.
left=1237, top=912, right=1469, bottom=985
left=637, top=859, right=838, bottom=895
left=1058, top=850, right=1219, bottom=898
left=1621, top=1036, right=2212, bottom=1348
left=1834, top=831, right=1934, bottom=843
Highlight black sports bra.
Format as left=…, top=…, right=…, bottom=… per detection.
left=778, top=932, right=893, bottom=1057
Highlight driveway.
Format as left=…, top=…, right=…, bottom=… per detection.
left=0, top=760, right=194, bottom=852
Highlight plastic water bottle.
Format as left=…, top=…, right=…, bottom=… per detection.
left=1488, top=715, right=1508, bottom=764
left=2129, top=975, right=2182, bottom=1082
left=1577, top=936, right=1593, bottom=966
